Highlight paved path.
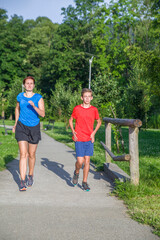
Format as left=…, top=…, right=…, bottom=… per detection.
left=0, top=132, right=158, bottom=240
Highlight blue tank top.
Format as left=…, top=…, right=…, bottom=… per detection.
left=17, top=92, right=42, bottom=127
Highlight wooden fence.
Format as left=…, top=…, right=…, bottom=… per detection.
left=101, top=117, right=142, bottom=185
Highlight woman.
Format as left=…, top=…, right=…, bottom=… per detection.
left=12, top=76, right=45, bottom=191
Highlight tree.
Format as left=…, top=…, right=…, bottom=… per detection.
left=51, top=0, right=106, bottom=88
left=0, top=14, right=28, bottom=91
left=23, top=17, right=59, bottom=94
left=49, top=82, right=82, bottom=128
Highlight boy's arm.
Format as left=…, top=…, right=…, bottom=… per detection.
left=69, top=116, right=77, bottom=142
left=90, top=118, right=101, bottom=143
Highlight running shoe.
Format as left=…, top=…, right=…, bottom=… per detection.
left=72, top=170, right=79, bottom=185
left=27, top=175, right=33, bottom=187
left=19, top=180, right=27, bottom=191
left=82, top=181, right=90, bottom=191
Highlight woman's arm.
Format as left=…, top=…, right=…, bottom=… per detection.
left=12, top=102, right=20, bottom=133
left=28, top=98, right=45, bottom=118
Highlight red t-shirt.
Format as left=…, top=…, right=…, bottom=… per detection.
left=71, top=105, right=100, bottom=142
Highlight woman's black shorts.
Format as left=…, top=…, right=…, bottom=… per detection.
left=15, top=121, right=41, bottom=144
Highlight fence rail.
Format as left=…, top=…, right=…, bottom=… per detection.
left=103, top=117, right=142, bottom=127
left=102, top=117, right=142, bottom=185
left=100, top=141, right=131, bottom=161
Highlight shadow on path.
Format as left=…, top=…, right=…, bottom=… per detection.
left=66, top=150, right=114, bottom=185
left=5, top=155, right=20, bottom=187
left=41, top=158, right=74, bottom=187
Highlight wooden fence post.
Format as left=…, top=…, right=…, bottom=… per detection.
left=105, top=122, right=111, bottom=163
left=129, top=127, right=139, bottom=185
left=2, top=98, right=5, bottom=118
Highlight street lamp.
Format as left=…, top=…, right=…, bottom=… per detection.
left=89, top=56, right=94, bottom=89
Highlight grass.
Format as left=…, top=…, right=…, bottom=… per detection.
left=0, top=120, right=159, bottom=236
left=0, top=127, right=18, bottom=171
left=112, top=128, right=160, bottom=237
left=0, top=119, right=15, bottom=126
left=44, top=121, right=160, bottom=237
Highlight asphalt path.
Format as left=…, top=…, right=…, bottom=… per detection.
left=0, top=132, right=159, bottom=240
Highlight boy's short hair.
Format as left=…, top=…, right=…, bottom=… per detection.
left=81, top=88, right=93, bottom=97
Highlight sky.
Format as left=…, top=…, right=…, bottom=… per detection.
left=0, top=0, right=110, bottom=24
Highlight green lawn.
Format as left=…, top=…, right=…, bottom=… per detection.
left=0, top=120, right=159, bottom=236
left=0, top=127, right=18, bottom=171
left=0, top=119, right=15, bottom=126
left=44, top=121, right=160, bottom=237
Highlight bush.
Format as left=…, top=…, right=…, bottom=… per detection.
left=49, top=82, right=82, bottom=127
left=148, top=114, right=160, bottom=129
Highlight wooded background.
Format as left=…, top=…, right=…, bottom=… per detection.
left=0, top=0, right=159, bottom=128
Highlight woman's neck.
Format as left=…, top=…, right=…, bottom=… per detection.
left=24, top=91, right=34, bottom=98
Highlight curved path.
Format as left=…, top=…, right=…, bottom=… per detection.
left=0, top=132, right=158, bottom=240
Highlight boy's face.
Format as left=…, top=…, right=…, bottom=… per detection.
left=81, top=92, right=93, bottom=104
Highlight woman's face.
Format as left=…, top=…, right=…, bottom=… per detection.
left=24, top=79, right=35, bottom=91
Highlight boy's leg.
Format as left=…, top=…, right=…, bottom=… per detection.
left=81, top=141, right=93, bottom=191
left=82, top=156, right=91, bottom=191
left=75, top=157, right=84, bottom=174
left=83, top=141, right=93, bottom=182
left=83, top=156, right=90, bottom=182
left=72, top=157, right=84, bottom=185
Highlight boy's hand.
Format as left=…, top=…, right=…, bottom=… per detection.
left=90, top=132, right=95, bottom=143
left=73, top=131, right=78, bottom=142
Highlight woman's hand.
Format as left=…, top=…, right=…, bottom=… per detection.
left=12, top=125, right=16, bottom=133
left=28, top=100, right=35, bottom=107
left=28, top=98, right=45, bottom=117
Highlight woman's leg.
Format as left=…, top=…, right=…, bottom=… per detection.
left=18, top=141, right=28, bottom=181
left=28, top=143, right=38, bottom=176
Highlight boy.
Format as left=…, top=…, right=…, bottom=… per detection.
left=69, top=88, right=101, bottom=191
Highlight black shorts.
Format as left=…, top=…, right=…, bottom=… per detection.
left=15, top=120, right=41, bottom=144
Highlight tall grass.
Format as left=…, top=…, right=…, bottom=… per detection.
left=45, top=122, right=160, bottom=237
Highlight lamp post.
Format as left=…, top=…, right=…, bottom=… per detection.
left=89, top=56, right=94, bottom=89
left=22, top=84, right=24, bottom=92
